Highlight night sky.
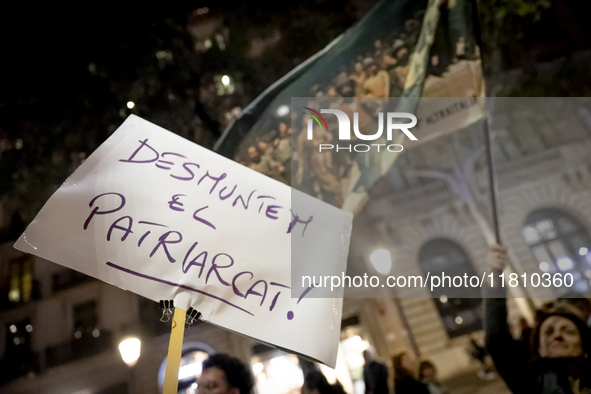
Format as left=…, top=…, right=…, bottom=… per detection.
left=0, top=0, right=591, bottom=228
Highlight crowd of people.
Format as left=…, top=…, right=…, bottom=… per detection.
left=182, top=350, right=448, bottom=394
left=237, top=122, right=292, bottom=184
left=362, top=349, right=448, bottom=394
left=181, top=244, right=591, bottom=394
left=233, top=3, right=483, bottom=209
left=233, top=11, right=427, bottom=204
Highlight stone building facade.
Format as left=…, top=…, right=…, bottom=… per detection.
left=340, top=98, right=591, bottom=380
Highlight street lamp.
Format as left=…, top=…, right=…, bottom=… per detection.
left=370, top=249, right=392, bottom=275
left=119, top=337, right=141, bottom=367
left=119, top=337, right=141, bottom=394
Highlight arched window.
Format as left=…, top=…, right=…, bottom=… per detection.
left=418, top=239, right=482, bottom=338
left=523, top=208, right=591, bottom=294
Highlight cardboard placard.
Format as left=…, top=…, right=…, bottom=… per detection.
left=14, top=115, right=352, bottom=367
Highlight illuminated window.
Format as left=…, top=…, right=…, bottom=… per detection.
left=7, top=255, right=33, bottom=303
left=523, top=208, right=591, bottom=294
left=418, top=239, right=482, bottom=338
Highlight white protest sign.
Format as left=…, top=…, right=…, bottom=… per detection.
left=14, top=115, right=352, bottom=367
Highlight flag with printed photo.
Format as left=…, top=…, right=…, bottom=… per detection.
left=215, top=0, right=485, bottom=212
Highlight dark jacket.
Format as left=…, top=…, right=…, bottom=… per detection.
left=485, top=286, right=591, bottom=394
left=394, top=376, right=430, bottom=394
left=364, top=360, right=389, bottom=394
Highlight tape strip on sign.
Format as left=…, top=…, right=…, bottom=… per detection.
left=14, top=115, right=352, bottom=367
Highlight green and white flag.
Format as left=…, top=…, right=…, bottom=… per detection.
left=215, top=0, right=485, bottom=212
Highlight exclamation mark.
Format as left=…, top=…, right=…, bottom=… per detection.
left=287, top=285, right=315, bottom=320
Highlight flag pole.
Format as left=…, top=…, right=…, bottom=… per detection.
left=475, top=0, right=535, bottom=316
left=483, top=103, right=537, bottom=316
left=483, top=116, right=501, bottom=244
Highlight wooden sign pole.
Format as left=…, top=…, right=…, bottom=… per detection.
left=163, top=307, right=186, bottom=394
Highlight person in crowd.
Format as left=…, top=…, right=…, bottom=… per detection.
left=557, top=292, right=591, bottom=326
left=272, top=122, right=291, bottom=182
left=362, top=349, right=389, bottom=394
left=392, top=352, right=429, bottom=394
left=467, top=332, right=496, bottom=380
left=419, top=360, right=448, bottom=394
left=350, top=62, right=368, bottom=96
left=362, top=62, right=390, bottom=97
left=331, top=380, right=348, bottom=394
left=485, top=244, right=591, bottom=393
left=301, top=371, right=335, bottom=394
left=295, top=114, right=343, bottom=206
left=195, top=353, right=254, bottom=394
left=246, top=139, right=284, bottom=181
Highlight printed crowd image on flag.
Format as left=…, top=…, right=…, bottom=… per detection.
left=215, top=0, right=486, bottom=213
